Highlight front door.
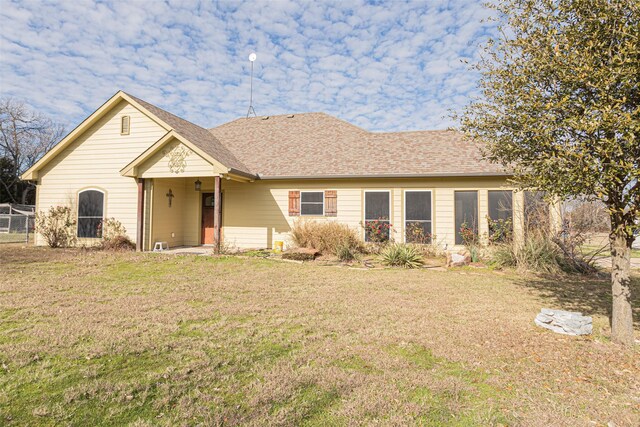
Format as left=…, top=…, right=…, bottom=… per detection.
left=201, top=193, right=220, bottom=244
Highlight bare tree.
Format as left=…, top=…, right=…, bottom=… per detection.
left=0, top=98, right=65, bottom=204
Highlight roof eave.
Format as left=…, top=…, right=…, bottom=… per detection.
left=255, top=172, right=511, bottom=180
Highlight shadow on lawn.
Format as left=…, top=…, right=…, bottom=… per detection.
left=514, top=273, right=640, bottom=327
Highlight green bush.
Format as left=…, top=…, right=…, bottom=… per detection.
left=35, top=206, right=77, bottom=248
left=381, top=244, right=424, bottom=269
left=290, top=219, right=365, bottom=256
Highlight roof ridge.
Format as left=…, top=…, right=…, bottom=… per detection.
left=209, top=111, right=368, bottom=133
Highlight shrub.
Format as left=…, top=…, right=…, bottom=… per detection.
left=35, top=206, right=77, bottom=248
left=100, top=218, right=134, bottom=251
left=490, top=235, right=564, bottom=273
left=381, top=244, right=424, bottom=269
left=282, top=248, right=318, bottom=261
left=101, top=235, right=135, bottom=251
left=460, top=222, right=481, bottom=262
left=290, top=219, right=365, bottom=256
left=490, top=231, right=594, bottom=274
left=405, top=223, right=432, bottom=244
left=336, top=243, right=358, bottom=262
left=416, top=239, right=446, bottom=258
left=487, top=216, right=513, bottom=243
left=363, top=218, right=392, bottom=243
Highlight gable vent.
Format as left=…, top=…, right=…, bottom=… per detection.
left=121, top=115, right=130, bottom=135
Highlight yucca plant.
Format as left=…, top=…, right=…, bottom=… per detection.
left=381, top=244, right=424, bottom=269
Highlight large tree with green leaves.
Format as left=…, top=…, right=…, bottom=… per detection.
left=458, top=0, right=639, bottom=345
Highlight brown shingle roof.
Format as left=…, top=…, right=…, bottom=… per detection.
left=209, top=112, right=507, bottom=178
left=126, top=93, right=252, bottom=175
left=126, top=92, right=505, bottom=179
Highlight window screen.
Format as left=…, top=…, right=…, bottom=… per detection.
left=365, top=191, right=390, bottom=242
left=405, top=191, right=432, bottom=243
left=525, top=190, right=548, bottom=231
left=78, top=190, right=104, bottom=238
left=300, top=191, right=324, bottom=215
left=488, top=191, right=513, bottom=221
left=455, top=191, right=478, bottom=245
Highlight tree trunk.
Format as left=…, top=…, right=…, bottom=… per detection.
left=610, top=229, right=634, bottom=345
left=21, top=184, right=33, bottom=205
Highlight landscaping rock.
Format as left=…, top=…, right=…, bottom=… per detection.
left=534, top=308, right=592, bottom=336
left=446, top=251, right=471, bottom=267
left=282, top=248, right=319, bottom=261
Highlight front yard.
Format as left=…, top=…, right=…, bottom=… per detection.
left=0, top=245, right=638, bottom=426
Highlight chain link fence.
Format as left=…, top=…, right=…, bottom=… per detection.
left=0, top=203, right=35, bottom=244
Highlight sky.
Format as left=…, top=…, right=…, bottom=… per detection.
left=0, top=0, right=498, bottom=133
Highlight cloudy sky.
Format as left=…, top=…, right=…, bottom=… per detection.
left=0, top=0, right=497, bottom=132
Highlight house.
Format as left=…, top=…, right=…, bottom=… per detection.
left=22, top=91, right=543, bottom=252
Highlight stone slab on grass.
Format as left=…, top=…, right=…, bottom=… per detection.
left=535, top=308, right=593, bottom=336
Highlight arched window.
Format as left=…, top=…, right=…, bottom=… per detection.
left=78, top=190, right=104, bottom=238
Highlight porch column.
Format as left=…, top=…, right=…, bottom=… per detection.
left=513, top=190, right=525, bottom=249
left=214, top=175, right=221, bottom=254
left=136, top=178, right=145, bottom=252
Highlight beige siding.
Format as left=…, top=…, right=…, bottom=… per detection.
left=150, top=178, right=186, bottom=247
left=478, top=189, right=489, bottom=243
left=138, top=140, right=220, bottom=178
left=219, top=177, right=516, bottom=251
left=146, top=177, right=201, bottom=249
left=36, top=100, right=166, bottom=245
left=434, top=188, right=455, bottom=247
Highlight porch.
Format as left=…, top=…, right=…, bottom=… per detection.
left=119, top=132, right=256, bottom=252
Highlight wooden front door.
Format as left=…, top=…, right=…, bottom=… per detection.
left=201, top=193, right=217, bottom=244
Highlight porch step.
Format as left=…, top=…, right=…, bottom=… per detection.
left=153, top=241, right=169, bottom=252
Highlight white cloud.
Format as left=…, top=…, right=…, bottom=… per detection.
left=0, top=0, right=498, bottom=132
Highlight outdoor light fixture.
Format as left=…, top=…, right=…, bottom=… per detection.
left=194, top=179, right=202, bottom=191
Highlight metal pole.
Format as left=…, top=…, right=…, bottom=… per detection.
left=247, top=59, right=256, bottom=118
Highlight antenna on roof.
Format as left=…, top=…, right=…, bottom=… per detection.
left=246, top=52, right=257, bottom=118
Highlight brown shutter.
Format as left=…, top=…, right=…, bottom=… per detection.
left=288, top=191, right=300, bottom=216
left=325, top=190, right=337, bottom=217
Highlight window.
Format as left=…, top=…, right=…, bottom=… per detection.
left=488, top=190, right=513, bottom=242
left=524, top=190, right=548, bottom=230
left=77, top=190, right=104, bottom=238
left=300, top=191, right=324, bottom=215
left=364, top=191, right=390, bottom=242
left=454, top=191, right=478, bottom=245
left=405, top=190, right=432, bottom=243
left=488, top=191, right=513, bottom=221
left=121, top=115, right=130, bottom=135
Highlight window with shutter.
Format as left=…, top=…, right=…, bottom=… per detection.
left=324, top=190, right=337, bottom=216
left=300, top=191, right=324, bottom=215
left=288, top=191, right=300, bottom=216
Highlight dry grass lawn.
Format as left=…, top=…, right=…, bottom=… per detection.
left=0, top=245, right=638, bottom=426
